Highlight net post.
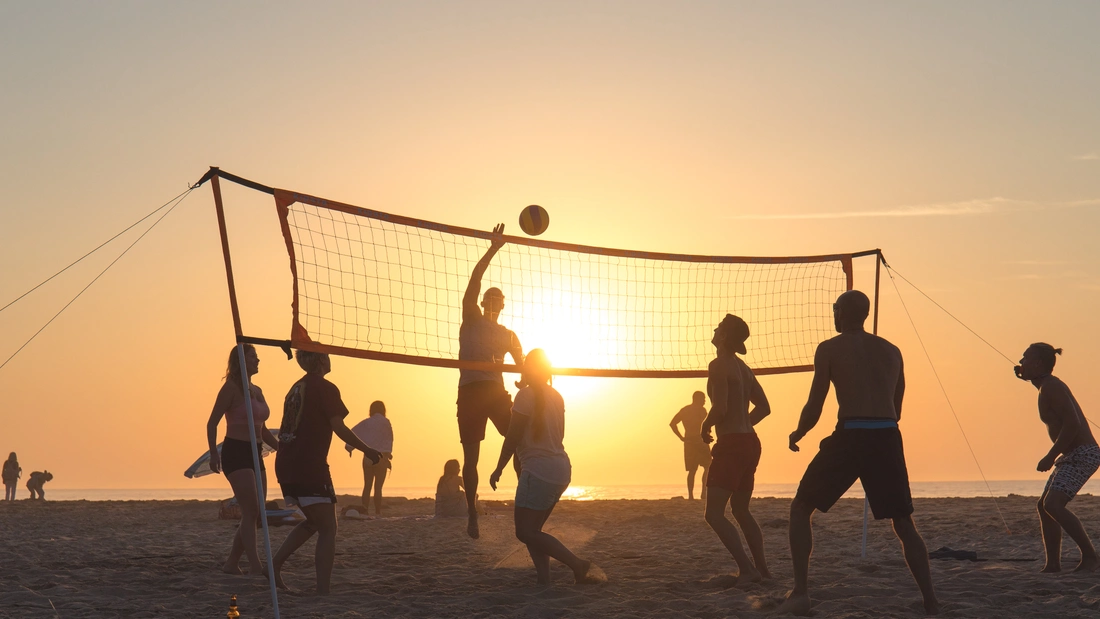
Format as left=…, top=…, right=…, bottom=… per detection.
left=873, top=250, right=882, bottom=336
left=235, top=344, right=281, bottom=619
left=211, top=169, right=244, bottom=338
left=861, top=497, right=870, bottom=559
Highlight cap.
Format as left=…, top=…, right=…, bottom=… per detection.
left=719, top=314, right=749, bottom=354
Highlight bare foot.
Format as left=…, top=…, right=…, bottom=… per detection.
left=733, top=567, right=762, bottom=587
left=923, top=597, right=941, bottom=615
left=574, top=560, right=608, bottom=584
left=1074, top=554, right=1100, bottom=572
left=221, top=564, right=243, bottom=575
left=467, top=514, right=480, bottom=539
left=1040, top=563, right=1061, bottom=573
left=773, top=590, right=811, bottom=616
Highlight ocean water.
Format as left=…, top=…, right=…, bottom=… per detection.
left=33, top=479, right=1098, bottom=502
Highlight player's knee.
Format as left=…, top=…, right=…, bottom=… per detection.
left=1042, top=493, right=1068, bottom=513
left=789, top=497, right=813, bottom=520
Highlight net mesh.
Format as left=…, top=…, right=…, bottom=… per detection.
left=276, top=190, right=852, bottom=376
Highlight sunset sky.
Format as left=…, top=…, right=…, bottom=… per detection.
left=1, top=1, right=1098, bottom=493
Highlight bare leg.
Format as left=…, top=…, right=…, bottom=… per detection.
left=515, top=506, right=602, bottom=584
left=361, top=457, right=376, bottom=513
left=700, top=464, right=709, bottom=501
left=687, top=468, right=697, bottom=500
left=730, top=490, right=770, bottom=578
left=519, top=508, right=554, bottom=584
left=303, top=503, right=338, bottom=594
left=1037, top=490, right=1063, bottom=572
left=892, top=515, right=939, bottom=615
left=704, top=488, right=760, bottom=582
left=775, top=497, right=814, bottom=616
left=462, top=441, right=481, bottom=538
left=225, top=469, right=264, bottom=574
left=272, top=518, right=317, bottom=590
left=1042, top=490, right=1099, bottom=572
left=372, top=461, right=387, bottom=516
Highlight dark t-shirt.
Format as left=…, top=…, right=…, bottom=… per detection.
left=275, top=374, right=348, bottom=486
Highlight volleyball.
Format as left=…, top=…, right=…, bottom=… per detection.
left=518, top=204, right=550, bottom=236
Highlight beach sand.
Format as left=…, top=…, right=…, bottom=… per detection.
left=1, top=494, right=1098, bottom=618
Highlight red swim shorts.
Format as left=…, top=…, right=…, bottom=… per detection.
left=706, top=432, right=761, bottom=493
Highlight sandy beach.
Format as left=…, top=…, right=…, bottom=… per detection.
left=1, top=494, right=1098, bottom=618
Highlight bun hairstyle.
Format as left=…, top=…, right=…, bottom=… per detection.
left=1028, top=342, right=1063, bottom=373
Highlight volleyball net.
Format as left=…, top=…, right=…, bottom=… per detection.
left=205, top=169, right=873, bottom=377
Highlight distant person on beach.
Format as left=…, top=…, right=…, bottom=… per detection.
left=458, top=223, right=524, bottom=539
left=700, top=315, right=772, bottom=583
left=26, top=470, right=52, bottom=500
left=3, top=452, right=20, bottom=501
left=206, top=344, right=280, bottom=576
left=670, top=391, right=712, bottom=500
left=435, top=459, right=469, bottom=518
left=273, top=350, right=381, bottom=594
left=345, top=400, right=393, bottom=516
left=489, top=349, right=605, bottom=586
left=779, top=290, right=939, bottom=616
left=1015, top=343, right=1099, bottom=573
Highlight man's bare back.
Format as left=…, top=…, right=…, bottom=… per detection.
left=819, top=331, right=904, bottom=421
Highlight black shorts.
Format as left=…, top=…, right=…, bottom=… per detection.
left=456, top=381, right=512, bottom=444
left=222, top=438, right=266, bottom=475
left=280, top=481, right=338, bottom=506
left=795, top=423, right=913, bottom=520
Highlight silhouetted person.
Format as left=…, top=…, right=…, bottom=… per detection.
left=489, top=349, right=605, bottom=585
left=458, top=223, right=523, bottom=538
left=435, top=459, right=468, bottom=518
left=700, top=315, right=772, bottom=583
left=3, top=452, right=20, bottom=501
left=1015, top=343, right=1099, bottom=573
left=26, top=470, right=52, bottom=500
left=346, top=401, right=394, bottom=516
left=670, top=391, right=712, bottom=500
left=206, top=344, right=280, bottom=575
left=272, top=351, right=381, bottom=594
left=778, top=290, right=938, bottom=616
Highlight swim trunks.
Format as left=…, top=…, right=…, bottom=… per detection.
left=281, top=481, right=338, bottom=507
left=706, top=432, right=761, bottom=493
left=456, top=381, right=512, bottom=444
left=1045, top=443, right=1100, bottom=500
left=685, top=440, right=712, bottom=471
left=795, top=419, right=913, bottom=519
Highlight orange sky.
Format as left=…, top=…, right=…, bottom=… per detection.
left=1, top=2, right=1099, bottom=493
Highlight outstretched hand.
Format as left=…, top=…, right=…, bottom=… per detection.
left=489, top=468, right=503, bottom=491
left=788, top=431, right=802, bottom=453
left=490, top=223, right=506, bottom=251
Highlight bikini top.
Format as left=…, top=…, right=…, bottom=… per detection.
left=225, top=394, right=270, bottom=438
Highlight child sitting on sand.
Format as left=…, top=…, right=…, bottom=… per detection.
left=27, top=470, right=52, bottom=500
left=3, top=453, right=21, bottom=501
left=435, top=459, right=469, bottom=518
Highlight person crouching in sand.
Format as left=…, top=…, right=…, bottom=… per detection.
left=1015, top=343, right=1100, bottom=573
left=701, top=315, right=772, bottom=584
left=272, top=350, right=381, bottom=594
left=489, top=349, right=605, bottom=586
left=26, top=470, right=52, bottom=500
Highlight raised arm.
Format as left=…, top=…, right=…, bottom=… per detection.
left=489, top=412, right=527, bottom=490
left=701, top=359, right=726, bottom=444
left=790, top=344, right=831, bottom=452
left=1037, top=383, right=1084, bottom=471
left=462, top=224, right=506, bottom=321
left=205, top=383, right=236, bottom=474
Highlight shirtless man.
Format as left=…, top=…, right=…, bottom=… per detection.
left=1015, top=343, right=1099, bottom=573
left=701, top=315, right=772, bottom=583
left=778, top=291, right=938, bottom=616
left=670, top=391, right=712, bottom=500
left=457, top=223, right=523, bottom=539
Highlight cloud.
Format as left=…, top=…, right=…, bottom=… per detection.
left=1072, top=152, right=1099, bottom=161
left=727, top=197, right=1100, bottom=221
